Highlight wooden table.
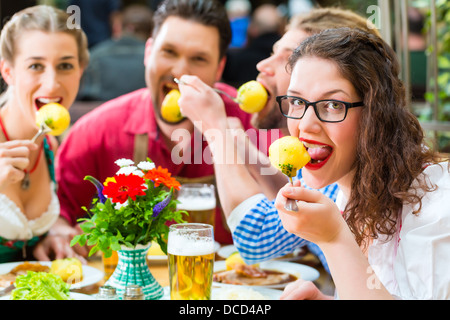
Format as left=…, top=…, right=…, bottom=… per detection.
left=74, top=251, right=335, bottom=297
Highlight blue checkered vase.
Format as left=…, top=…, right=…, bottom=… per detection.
left=105, top=244, right=164, bottom=300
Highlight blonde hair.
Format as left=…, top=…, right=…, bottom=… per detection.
left=0, top=5, right=89, bottom=66
left=288, top=7, right=381, bottom=37
left=0, top=5, right=89, bottom=106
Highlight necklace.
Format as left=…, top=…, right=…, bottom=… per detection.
left=0, top=113, right=44, bottom=190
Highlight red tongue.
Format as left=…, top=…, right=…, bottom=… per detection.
left=307, top=146, right=332, bottom=160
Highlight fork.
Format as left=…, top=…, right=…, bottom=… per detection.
left=31, top=122, right=51, bottom=143
left=173, top=78, right=241, bottom=104
left=0, top=284, right=14, bottom=297
left=284, top=176, right=299, bottom=212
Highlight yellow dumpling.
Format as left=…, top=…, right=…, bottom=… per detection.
left=35, top=103, right=71, bottom=136
left=236, top=80, right=268, bottom=113
left=269, top=136, right=311, bottom=177
left=225, top=252, right=245, bottom=270
left=50, top=258, right=83, bottom=284
left=161, top=89, right=184, bottom=123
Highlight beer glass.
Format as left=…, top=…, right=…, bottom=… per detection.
left=177, top=183, right=216, bottom=228
left=102, top=250, right=118, bottom=281
left=168, top=223, right=215, bottom=300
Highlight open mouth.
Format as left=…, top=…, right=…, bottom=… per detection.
left=162, top=82, right=179, bottom=100
left=35, top=97, right=63, bottom=110
left=301, top=140, right=333, bottom=168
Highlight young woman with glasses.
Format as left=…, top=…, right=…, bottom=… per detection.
left=276, top=27, right=449, bottom=300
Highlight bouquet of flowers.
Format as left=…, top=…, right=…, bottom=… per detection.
left=70, top=158, right=186, bottom=258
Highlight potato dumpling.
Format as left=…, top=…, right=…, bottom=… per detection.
left=161, top=89, right=184, bottom=123
left=225, top=251, right=246, bottom=270
left=236, top=80, right=268, bottom=113
left=50, top=258, right=83, bottom=284
left=35, top=103, right=71, bottom=136
left=269, top=136, right=311, bottom=177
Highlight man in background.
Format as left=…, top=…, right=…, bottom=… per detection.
left=77, top=4, right=154, bottom=101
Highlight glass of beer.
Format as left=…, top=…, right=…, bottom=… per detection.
left=168, top=223, right=215, bottom=300
left=176, top=183, right=216, bottom=228
left=102, top=250, right=118, bottom=281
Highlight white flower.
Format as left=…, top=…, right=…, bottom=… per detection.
left=115, top=158, right=134, bottom=167
left=116, top=166, right=137, bottom=175
left=133, top=169, right=145, bottom=177
left=137, top=161, right=155, bottom=171
left=115, top=200, right=129, bottom=210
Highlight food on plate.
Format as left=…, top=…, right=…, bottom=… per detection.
left=225, top=251, right=246, bottom=270
left=269, top=136, right=311, bottom=177
left=0, top=261, right=50, bottom=288
left=0, top=258, right=84, bottom=289
left=0, top=273, right=15, bottom=288
left=161, top=89, right=184, bottom=123
left=11, top=271, right=71, bottom=300
left=214, top=252, right=296, bottom=286
left=35, top=102, right=71, bottom=136
left=236, top=80, right=268, bottom=113
left=214, top=267, right=296, bottom=286
left=213, top=287, right=269, bottom=300
left=9, top=261, right=50, bottom=275
left=50, top=258, right=83, bottom=283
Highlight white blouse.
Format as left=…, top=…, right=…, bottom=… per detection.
left=0, top=182, right=60, bottom=240
left=336, top=162, right=450, bottom=299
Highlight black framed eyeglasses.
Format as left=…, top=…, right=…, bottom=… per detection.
left=276, top=95, right=364, bottom=123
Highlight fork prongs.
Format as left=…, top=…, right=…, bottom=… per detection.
left=173, top=77, right=239, bottom=102
left=31, top=122, right=51, bottom=143
left=173, top=77, right=186, bottom=85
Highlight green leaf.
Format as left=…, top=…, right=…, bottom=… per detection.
left=88, top=245, right=100, bottom=257
left=125, top=234, right=135, bottom=242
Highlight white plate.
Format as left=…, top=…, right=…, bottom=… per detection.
left=213, top=260, right=319, bottom=289
left=0, top=292, right=95, bottom=300
left=211, top=286, right=282, bottom=300
left=0, top=261, right=104, bottom=289
left=160, top=286, right=282, bottom=300
left=217, top=245, right=307, bottom=262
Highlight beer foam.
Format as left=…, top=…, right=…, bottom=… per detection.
left=168, top=233, right=214, bottom=256
left=176, top=197, right=216, bottom=211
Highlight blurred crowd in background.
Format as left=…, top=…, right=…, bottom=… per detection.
left=0, top=0, right=428, bottom=103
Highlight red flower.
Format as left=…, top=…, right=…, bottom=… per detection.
left=143, top=166, right=181, bottom=190
left=102, top=174, right=146, bottom=204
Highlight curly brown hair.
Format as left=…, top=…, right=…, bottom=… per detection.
left=288, top=28, right=446, bottom=246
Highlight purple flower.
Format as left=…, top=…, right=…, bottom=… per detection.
left=152, top=189, right=173, bottom=217
left=84, top=175, right=107, bottom=204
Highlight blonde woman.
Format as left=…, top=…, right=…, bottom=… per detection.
left=0, top=5, right=89, bottom=262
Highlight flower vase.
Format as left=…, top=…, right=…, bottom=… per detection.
left=105, top=244, right=164, bottom=300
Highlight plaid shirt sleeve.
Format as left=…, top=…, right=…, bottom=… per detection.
left=231, top=176, right=340, bottom=273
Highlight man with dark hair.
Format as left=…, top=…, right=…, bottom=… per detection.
left=56, top=0, right=260, bottom=246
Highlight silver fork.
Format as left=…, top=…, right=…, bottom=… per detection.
left=31, top=122, right=51, bottom=143
left=173, top=78, right=241, bottom=103
left=284, top=176, right=299, bottom=212
left=0, top=284, right=14, bottom=297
